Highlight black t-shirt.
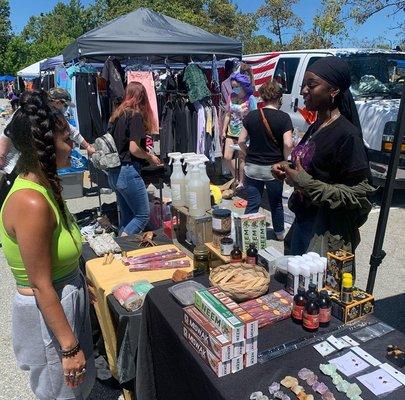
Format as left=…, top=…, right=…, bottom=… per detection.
left=290, top=115, right=370, bottom=219
left=243, top=108, right=293, bottom=165
left=112, top=111, right=146, bottom=164
left=101, top=58, right=125, bottom=103
left=296, top=116, right=369, bottom=185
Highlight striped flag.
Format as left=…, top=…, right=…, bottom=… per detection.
left=243, top=53, right=280, bottom=97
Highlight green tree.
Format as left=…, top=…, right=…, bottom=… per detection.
left=1, top=35, right=32, bottom=75
left=257, top=0, right=303, bottom=47
left=0, top=0, right=12, bottom=74
left=243, top=35, right=276, bottom=54
left=286, top=0, right=346, bottom=50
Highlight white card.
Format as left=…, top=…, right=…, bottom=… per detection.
left=329, top=351, right=370, bottom=376
left=314, top=341, right=336, bottom=356
left=340, top=335, right=359, bottom=346
left=351, top=346, right=381, bottom=366
left=357, top=368, right=402, bottom=396
left=327, top=335, right=350, bottom=350
left=380, top=363, right=405, bottom=385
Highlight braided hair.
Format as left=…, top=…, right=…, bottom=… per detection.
left=5, top=91, right=69, bottom=224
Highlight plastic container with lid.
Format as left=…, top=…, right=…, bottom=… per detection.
left=193, top=246, right=210, bottom=276
left=168, top=281, right=206, bottom=306
left=212, top=208, right=232, bottom=234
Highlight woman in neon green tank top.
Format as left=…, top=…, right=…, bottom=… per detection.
left=1, top=91, right=95, bottom=399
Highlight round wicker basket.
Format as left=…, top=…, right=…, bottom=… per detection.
left=209, top=263, right=270, bottom=302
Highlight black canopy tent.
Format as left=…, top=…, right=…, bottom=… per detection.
left=62, top=7, right=242, bottom=63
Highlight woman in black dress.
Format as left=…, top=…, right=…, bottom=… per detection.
left=272, top=56, right=374, bottom=256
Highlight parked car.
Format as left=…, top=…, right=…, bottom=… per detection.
left=244, top=48, right=405, bottom=187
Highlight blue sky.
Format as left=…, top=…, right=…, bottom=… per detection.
left=9, top=0, right=403, bottom=47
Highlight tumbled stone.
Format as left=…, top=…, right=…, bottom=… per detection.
left=250, top=391, right=263, bottom=400
left=332, top=373, right=343, bottom=386
left=291, top=385, right=304, bottom=395
left=281, top=376, right=298, bottom=388
left=305, top=395, right=314, bottom=400
left=298, top=368, right=313, bottom=380
left=322, top=391, right=336, bottom=400
left=274, top=390, right=285, bottom=400
left=257, top=396, right=269, bottom=400
left=336, top=379, right=350, bottom=393
left=319, top=363, right=337, bottom=376
left=307, top=373, right=318, bottom=385
left=281, top=394, right=291, bottom=400
left=312, top=381, right=329, bottom=395
left=346, top=383, right=362, bottom=398
left=296, top=392, right=307, bottom=400
left=268, top=382, right=280, bottom=395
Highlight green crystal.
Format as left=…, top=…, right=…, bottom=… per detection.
left=332, top=373, right=343, bottom=386
left=336, top=380, right=350, bottom=393
left=347, top=383, right=362, bottom=398
left=319, top=363, right=337, bottom=376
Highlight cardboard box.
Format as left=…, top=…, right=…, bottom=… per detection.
left=231, top=356, right=244, bottom=373
left=239, top=290, right=293, bottom=329
left=326, top=250, right=355, bottom=292
left=194, top=290, right=244, bottom=343
left=232, top=340, right=246, bottom=357
left=330, top=287, right=374, bottom=323
left=244, top=349, right=258, bottom=368
left=182, top=324, right=231, bottom=377
left=208, top=287, right=259, bottom=339
left=246, top=337, right=258, bottom=353
left=183, top=306, right=233, bottom=362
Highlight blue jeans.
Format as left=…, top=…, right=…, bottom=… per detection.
left=244, top=175, right=284, bottom=235
left=108, top=164, right=150, bottom=235
left=289, top=217, right=315, bottom=255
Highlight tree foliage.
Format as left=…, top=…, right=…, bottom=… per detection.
left=257, top=0, right=303, bottom=46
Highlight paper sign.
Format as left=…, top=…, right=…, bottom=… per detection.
left=329, top=351, right=370, bottom=376
left=380, top=363, right=405, bottom=386
left=340, top=335, right=359, bottom=346
left=313, top=341, right=336, bottom=356
left=351, top=346, right=381, bottom=366
left=327, top=335, right=350, bottom=350
left=357, top=368, right=402, bottom=396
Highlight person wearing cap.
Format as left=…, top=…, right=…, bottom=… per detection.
left=48, top=88, right=96, bottom=156
left=272, top=56, right=374, bottom=256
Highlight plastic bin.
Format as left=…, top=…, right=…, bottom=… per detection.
left=59, top=171, right=84, bottom=200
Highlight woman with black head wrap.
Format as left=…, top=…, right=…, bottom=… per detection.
left=272, top=56, right=375, bottom=256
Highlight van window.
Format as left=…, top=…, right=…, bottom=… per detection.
left=273, top=58, right=300, bottom=94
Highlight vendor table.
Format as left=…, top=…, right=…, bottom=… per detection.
left=82, top=235, right=192, bottom=386
left=136, top=276, right=405, bottom=400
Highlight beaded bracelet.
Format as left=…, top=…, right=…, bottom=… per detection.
left=61, top=341, right=81, bottom=358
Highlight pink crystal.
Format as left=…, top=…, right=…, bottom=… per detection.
left=313, top=381, right=329, bottom=395
left=298, top=368, right=313, bottom=380
left=307, top=374, right=318, bottom=385
left=322, top=391, right=336, bottom=400
left=268, top=382, right=280, bottom=395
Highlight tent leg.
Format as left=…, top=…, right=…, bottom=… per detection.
left=366, top=86, right=405, bottom=294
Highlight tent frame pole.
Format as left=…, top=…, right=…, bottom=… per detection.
left=366, top=86, right=405, bottom=294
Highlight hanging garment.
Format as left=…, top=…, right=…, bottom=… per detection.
left=195, top=102, right=206, bottom=155
left=211, top=55, right=220, bottom=93
left=160, top=102, right=174, bottom=160
left=126, top=71, right=159, bottom=133
left=75, top=73, right=103, bottom=143
left=101, top=58, right=126, bottom=105
left=173, top=101, right=189, bottom=154
left=205, top=106, right=213, bottom=136
left=212, top=106, right=222, bottom=159
left=70, top=75, right=80, bottom=131
left=183, top=64, right=211, bottom=103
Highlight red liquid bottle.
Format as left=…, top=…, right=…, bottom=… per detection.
left=318, top=290, right=332, bottom=327
left=246, top=243, right=258, bottom=265
left=303, top=292, right=319, bottom=332
left=292, top=286, right=306, bottom=324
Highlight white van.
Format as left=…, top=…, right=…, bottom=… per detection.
left=244, top=48, right=405, bottom=186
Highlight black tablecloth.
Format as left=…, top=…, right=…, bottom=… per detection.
left=136, top=277, right=405, bottom=400
left=80, top=229, right=171, bottom=388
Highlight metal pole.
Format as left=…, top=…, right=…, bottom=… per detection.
left=366, top=86, right=405, bottom=293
